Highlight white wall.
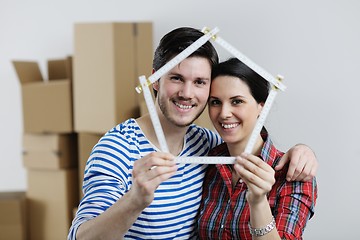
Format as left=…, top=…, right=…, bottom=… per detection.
left=1, top=0, right=359, bottom=238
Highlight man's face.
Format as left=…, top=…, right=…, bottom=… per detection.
left=154, top=57, right=212, bottom=127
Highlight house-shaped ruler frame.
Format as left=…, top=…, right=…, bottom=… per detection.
left=135, top=27, right=286, bottom=164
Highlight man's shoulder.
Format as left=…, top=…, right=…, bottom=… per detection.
left=101, top=118, right=147, bottom=146
left=188, top=124, right=218, bottom=138
left=93, top=118, right=149, bottom=155
left=186, top=124, right=222, bottom=149
left=107, top=118, right=141, bottom=135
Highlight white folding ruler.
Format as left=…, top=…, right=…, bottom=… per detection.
left=136, top=27, right=286, bottom=164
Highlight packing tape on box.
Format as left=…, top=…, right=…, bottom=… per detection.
left=136, top=26, right=286, bottom=164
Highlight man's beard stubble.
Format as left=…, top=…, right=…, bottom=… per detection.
left=157, top=96, right=207, bottom=128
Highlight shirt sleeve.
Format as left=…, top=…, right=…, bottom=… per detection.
left=273, top=177, right=317, bottom=239
left=68, top=134, right=132, bottom=240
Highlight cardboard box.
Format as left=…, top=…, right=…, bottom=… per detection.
left=27, top=169, right=78, bottom=240
left=73, top=22, right=153, bottom=134
left=0, top=192, right=27, bottom=240
left=78, top=133, right=102, bottom=199
left=23, top=133, right=78, bottom=170
left=13, top=57, right=73, bottom=133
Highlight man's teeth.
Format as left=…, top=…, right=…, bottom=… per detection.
left=175, top=102, right=192, bottom=109
left=222, top=123, right=238, bottom=129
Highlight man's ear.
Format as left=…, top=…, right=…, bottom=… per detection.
left=151, top=69, right=158, bottom=91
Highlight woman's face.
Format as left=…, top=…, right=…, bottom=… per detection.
left=208, top=75, right=263, bottom=145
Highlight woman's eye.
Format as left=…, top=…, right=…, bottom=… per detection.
left=209, top=99, right=221, bottom=106
left=232, top=99, right=243, bottom=105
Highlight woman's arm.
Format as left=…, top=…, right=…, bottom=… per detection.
left=234, top=153, right=281, bottom=240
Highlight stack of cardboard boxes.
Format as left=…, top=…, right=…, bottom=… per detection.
left=7, top=21, right=154, bottom=239
left=12, top=57, right=79, bottom=240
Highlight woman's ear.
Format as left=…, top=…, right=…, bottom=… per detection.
left=257, top=102, right=264, bottom=117
left=153, top=80, right=159, bottom=91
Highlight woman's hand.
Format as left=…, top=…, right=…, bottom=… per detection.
left=233, top=153, right=275, bottom=205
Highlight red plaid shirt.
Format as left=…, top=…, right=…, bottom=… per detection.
left=196, top=132, right=317, bottom=239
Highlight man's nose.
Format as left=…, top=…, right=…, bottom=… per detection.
left=179, top=82, right=193, bottom=99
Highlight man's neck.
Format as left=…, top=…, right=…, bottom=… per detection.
left=136, top=114, right=188, bottom=156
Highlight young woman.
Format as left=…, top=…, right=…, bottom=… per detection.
left=197, top=58, right=317, bottom=239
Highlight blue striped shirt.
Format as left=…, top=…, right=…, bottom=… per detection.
left=68, top=118, right=221, bottom=239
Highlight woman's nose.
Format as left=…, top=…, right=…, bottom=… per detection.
left=220, top=104, right=233, bottom=119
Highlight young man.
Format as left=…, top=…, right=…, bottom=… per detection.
left=68, top=27, right=318, bottom=240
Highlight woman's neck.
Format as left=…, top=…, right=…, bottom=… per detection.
left=227, top=135, right=264, bottom=157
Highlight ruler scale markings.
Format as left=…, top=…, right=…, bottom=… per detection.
left=175, top=156, right=236, bottom=164
left=139, top=76, right=169, bottom=153
left=137, top=27, right=286, bottom=164
left=244, top=88, right=278, bottom=154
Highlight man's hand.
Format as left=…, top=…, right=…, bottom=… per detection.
left=131, top=152, right=178, bottom=208
left=275, top=144, right=318, bottom=182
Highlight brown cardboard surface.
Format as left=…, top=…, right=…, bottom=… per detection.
left=73, top=22, right=153, bottom=134
left=77, top=133, right=102, bottom=199
left=27, top=169, right=78, bottom=240
left=0, top=192, right=27, bottom=240
left=22, top=80, right=73, bottom=133
left=134, top=22, right=154, bottom=103
left=12, top=61, right=42, bottom=84
left=13, top=57, right=73, bottom=133
left=47, top=56, right=72, bottom=81
left=23, top=133, right=78, bottom=169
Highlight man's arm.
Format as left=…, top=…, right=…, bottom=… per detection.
left=75, top=152, right=177, bottom=240
left=275, top=144, right=318, bottom=181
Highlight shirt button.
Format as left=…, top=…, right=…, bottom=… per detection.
left=221, top=224, right=224, bottom=229
left=239, top=179, right=243, bottom=183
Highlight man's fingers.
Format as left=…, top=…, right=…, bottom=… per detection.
left=135, top=152, right=175, bottom=171
left=291, top=159, right=318, bottom=181
left=275, top=151, right=289, bottom=170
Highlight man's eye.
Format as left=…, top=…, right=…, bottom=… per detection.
left=170, top=76, right=181, bottom=81
left=195, top=79, right=206, bottom=85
